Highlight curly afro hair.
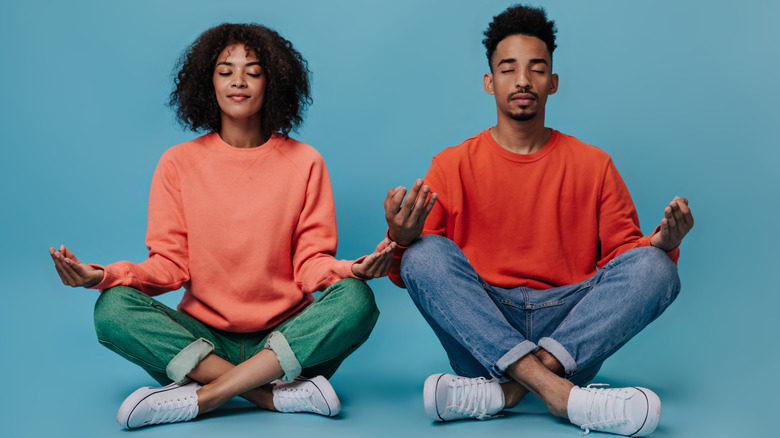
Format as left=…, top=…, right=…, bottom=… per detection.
left=483, top=4, right=557, bottom=70
left=169, top=23, right=311, bottom=138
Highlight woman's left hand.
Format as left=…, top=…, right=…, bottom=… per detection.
left=352, top=238, right=396, bottom=279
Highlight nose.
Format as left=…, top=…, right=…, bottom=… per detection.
left=231, top=74, right=247, bottom=88
left=515, top=69, right=531, bottom=89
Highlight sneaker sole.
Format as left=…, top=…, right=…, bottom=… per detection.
left=304, top=376, right=341, bottom=417
left=116, top=382, right=181, bottom=429
left=423, top=373, right=447, bottom=421
left=632, top=387, right=661, bottom=437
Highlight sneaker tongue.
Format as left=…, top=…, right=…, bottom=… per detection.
left=567, top=386, right=590, bottom=426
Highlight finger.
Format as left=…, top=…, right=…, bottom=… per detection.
left=66, top=258, right=94, bottom=279
left=674, top=198, right=693, bottom=228
left=362, top=254, right=384, bottom=278
left=63, top=258, right=92, bottom=285
left=664, top=206, right=678, bottom=231
left=56, top=244, right=82, bottom=280
left=669, top=201, right=686, bottom=224
left=387, top=187, right=408, bottom=219
left=384, top=186, right=404, bottom=213
left=420, top=192, right=438, bottom=220
left=408, top=185, right=431, bottom=221
left=683, top=209, right=694, bottom=229
left=400, top=180, right=424, bottom=215
left=52, top=252, right=78, bottom=286
left=659, top=217, right=670, bottom=240
left=375, top=237, right=392, bottom=252
left=375, top=250, right=394, bottom=277
left=368, top=246, right=394, bottom=275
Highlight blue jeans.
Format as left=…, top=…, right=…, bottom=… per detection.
left=401, top=235, right=680, bottom=385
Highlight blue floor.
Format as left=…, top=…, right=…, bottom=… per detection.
left=2, top=269, right=773, bottom=437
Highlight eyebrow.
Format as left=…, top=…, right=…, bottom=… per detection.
left=215, top=61, right=262, bottom=67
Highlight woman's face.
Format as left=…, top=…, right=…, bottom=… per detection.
left=213, top=44, right=267, bottom=124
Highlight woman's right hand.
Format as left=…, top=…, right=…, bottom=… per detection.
left=49, top=245, right=104, bottom=288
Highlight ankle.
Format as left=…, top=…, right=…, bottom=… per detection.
left=500, top=381, right=528, bottom=408
left=543, top=380, right=575, bottom=419
left=195, top=384, right=227, bottom=414
left=235, top=383, right=276, bottom=411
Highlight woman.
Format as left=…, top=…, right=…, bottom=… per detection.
left=49, top=23, right=394, bottom=429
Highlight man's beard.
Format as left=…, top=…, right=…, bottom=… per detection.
left=510, top=111, right=537, bottom=122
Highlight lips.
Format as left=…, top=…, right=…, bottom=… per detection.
left=228, top=93, right=249, bottom=101
left=509, top=92, right=536, bottom=104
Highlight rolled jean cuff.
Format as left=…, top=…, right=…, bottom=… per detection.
left=494, top=340, right=538, bottom=382
left=538, top=337, right=577, bottom=376
left=166, top=337, right=215, bottom=384
left=266, top=331, right=301, bottom=383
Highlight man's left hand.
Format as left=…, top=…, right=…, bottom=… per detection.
left=650, top=196, right=694, bottom=251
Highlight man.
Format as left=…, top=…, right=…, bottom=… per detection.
left=384, top=4, right=693, bottom=436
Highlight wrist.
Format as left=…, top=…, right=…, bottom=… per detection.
left=386, top=229, right=414, bottom=247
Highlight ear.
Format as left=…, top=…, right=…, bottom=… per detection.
left=549, top=73, right=559, bottom=95
left=483, top=72, right=495, bottom=95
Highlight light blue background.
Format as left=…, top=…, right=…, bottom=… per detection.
left=2, top=0, right=778, bottom=437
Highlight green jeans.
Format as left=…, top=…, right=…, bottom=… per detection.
left=94, top=278, right=379, bottom=385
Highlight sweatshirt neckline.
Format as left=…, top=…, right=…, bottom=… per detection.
left=207, top=132, right=281, bottom=156
left=482, top=128, right=560, bottom=163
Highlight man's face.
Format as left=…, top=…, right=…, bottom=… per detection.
left=483, top=34, right=558, bottom=122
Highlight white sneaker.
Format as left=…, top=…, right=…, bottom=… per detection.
left=567, top=384, right=661, bottom=436
left=273, top=375, right=341, bottom=417
left=117, top=381, right=201, bottom=429
left=423, top=373, right=504, bottom=421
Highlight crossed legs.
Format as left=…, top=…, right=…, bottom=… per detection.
left=402, top=235, right=680, bottom=424
left=95, top=278, right=379, bottom=424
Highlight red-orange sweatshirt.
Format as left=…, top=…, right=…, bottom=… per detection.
left=90, top=133, right=358, bottom=332
left=389, top=129, right=678, bottom=289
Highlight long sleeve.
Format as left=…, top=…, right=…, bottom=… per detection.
left=89, top=152, right=190, bottom=295
left=388, top=159, right=448, bottom=288
left=596, top=159, right=679, bottom=266
left=291, top=155, right=357, bottom=293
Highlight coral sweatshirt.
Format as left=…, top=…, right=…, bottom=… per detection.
left=389, top=129, right=678, bottom=290
left=90, top=133, right=357, bottom=332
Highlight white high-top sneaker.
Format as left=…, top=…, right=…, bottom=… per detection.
left=568, top=384, right=661, bottom=436
left=423, top=373, right=505, bottom=421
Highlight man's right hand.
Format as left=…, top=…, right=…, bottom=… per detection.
left=49, top=245, right=104, bottom=288
left=384, top=179, right=437, bottom=247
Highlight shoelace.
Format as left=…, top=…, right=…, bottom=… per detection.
left=445, top=377, right=494, bottom=420
left=148, top=395, right=198, bottom=425
left=275, top=385, right=321, bottom=414
left=579, top=384, right=630, bottom=435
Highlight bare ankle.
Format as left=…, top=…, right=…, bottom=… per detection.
left=535, top=349, right=565, bottom=376
left=501, top=380, right=528, bottom=408
left=544, top=379, right=575, bottom=419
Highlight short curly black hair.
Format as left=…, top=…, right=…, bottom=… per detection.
left=483, top=4, right=557, bottom=70
left=169, top=23, right=311, bottom=137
